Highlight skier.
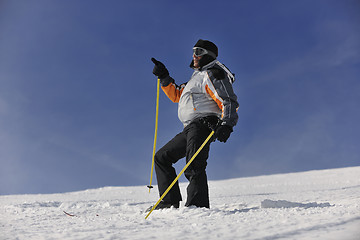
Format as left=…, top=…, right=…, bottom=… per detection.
left=148, top=39, right=238, bottom=211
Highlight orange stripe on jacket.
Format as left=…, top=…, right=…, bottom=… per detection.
left=205, top=84, right=223, bottom=111
left=161, top=83, right=184, bottom=103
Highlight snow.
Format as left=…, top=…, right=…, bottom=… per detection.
left=1, top=166, right=360, bottom=240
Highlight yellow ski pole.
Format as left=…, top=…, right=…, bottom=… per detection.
left=147, top=78, right=160, bottom=193
left=145, top=130, right=215, bottom=219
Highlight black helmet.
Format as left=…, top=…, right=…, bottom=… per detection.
left=190, top=39, right=218, bottom=69
left=194, top=39, right=218, bottom=57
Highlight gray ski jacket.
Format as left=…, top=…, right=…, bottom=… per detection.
left=160, top=60, right=239, bottom=128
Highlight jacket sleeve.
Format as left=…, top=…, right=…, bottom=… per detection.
left=205, top=69, right=239, bottom=127
left=160, top=76, right=186, bottom=103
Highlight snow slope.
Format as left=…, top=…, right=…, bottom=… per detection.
left=1, top=167, right=359, bottom=240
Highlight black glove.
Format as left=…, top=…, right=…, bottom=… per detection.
left=215, top=125, right=233, bottom=143
left=151, top=58, right=169, bottom=79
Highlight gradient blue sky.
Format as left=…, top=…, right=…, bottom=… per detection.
left=1, top=0, right=359, bottom=195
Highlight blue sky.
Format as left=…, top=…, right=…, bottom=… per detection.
left=1, top=0, right=359, bottom=195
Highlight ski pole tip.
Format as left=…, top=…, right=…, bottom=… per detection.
left=147, top=185, right=154, bottom=189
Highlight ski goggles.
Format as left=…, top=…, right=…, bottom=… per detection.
left=193, top=47, right=216, bottom=58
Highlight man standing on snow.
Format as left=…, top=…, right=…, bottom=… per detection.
left=148, top=39, right=238, bottom=210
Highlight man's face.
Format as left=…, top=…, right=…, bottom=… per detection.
left=193, top=54, right=202, bottom=68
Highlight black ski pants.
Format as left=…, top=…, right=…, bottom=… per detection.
left=154, top=118, right=214, bottom=208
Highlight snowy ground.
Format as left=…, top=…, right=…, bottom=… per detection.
left=1, top=166, right=360, bottom=240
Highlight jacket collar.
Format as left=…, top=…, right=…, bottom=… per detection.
left=193, top=59, right=217, bottom=71
left=195, top=60, right=235, bottom=83
left=201, top=59, right=217, bottom=70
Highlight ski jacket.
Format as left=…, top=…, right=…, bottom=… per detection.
left=160, top=60, right=239, bottom=128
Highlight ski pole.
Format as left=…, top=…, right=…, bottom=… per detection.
left=147, top=78, right=160, bottom=193
left=145, top=130, right=215, bottom=219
